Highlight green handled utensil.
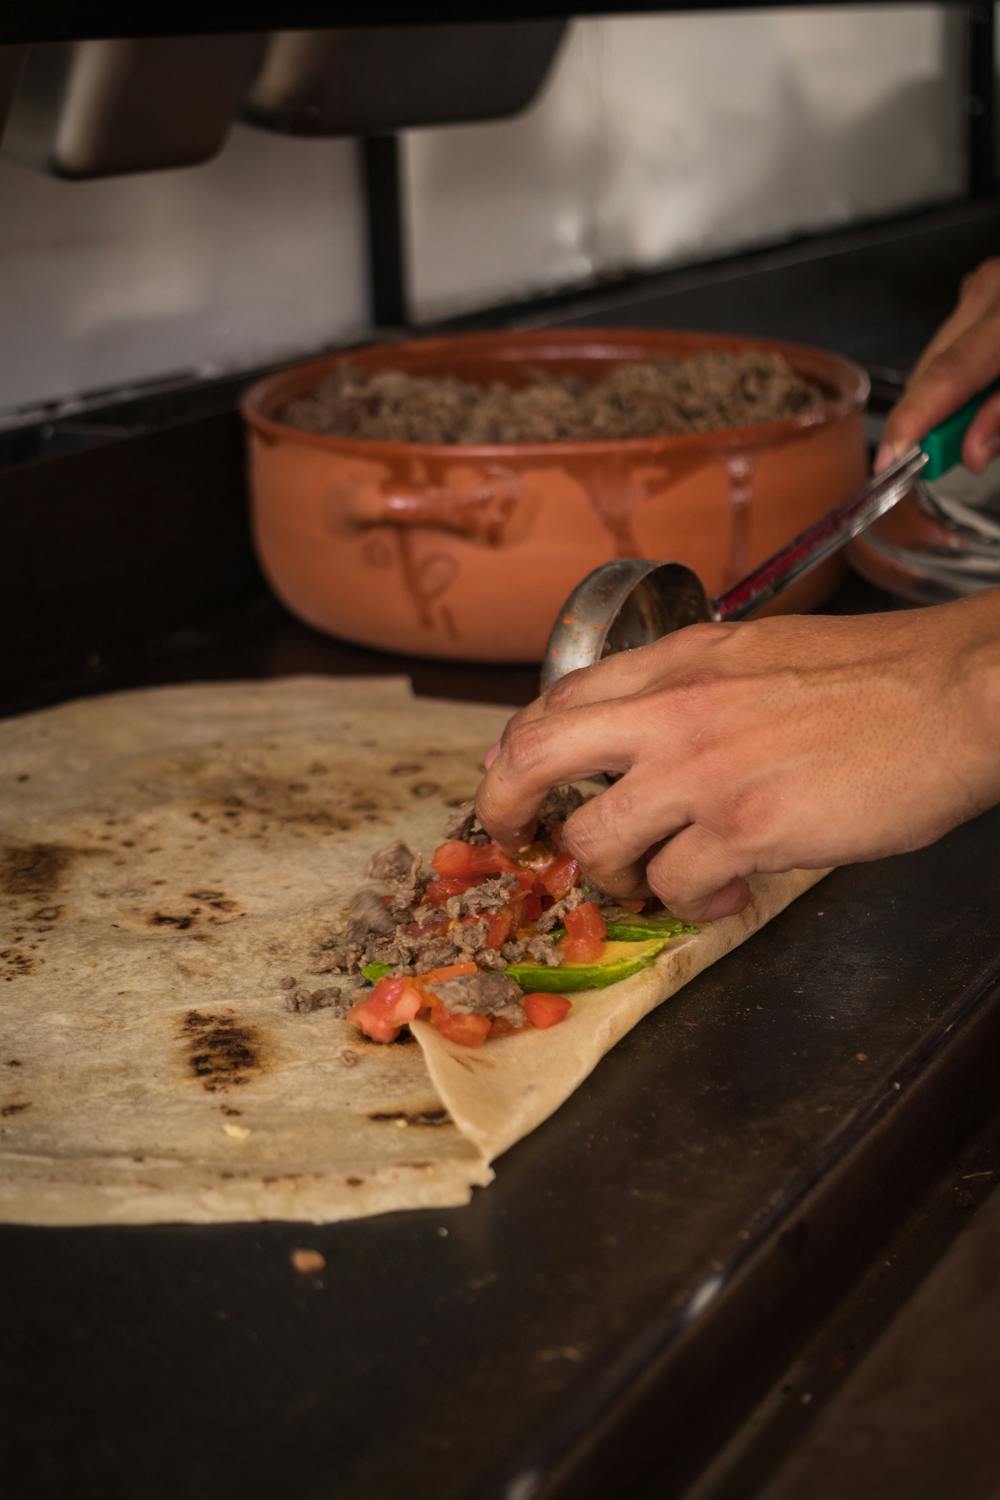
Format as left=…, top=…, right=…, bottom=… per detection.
left=541, top=381, right=1000, bottom=689
left=919, top=379, right=1000, bottom=480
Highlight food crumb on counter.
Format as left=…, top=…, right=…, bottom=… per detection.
left=290, top=1248, right=326, bottom=1274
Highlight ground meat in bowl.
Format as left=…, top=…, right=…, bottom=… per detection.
left=278, top=351, right=825, bottom=446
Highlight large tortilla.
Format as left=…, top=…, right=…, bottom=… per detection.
left=0, top=676, right=826, bottom=1226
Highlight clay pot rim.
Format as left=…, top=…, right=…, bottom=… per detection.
left=241, top=327, right=870, bottom=460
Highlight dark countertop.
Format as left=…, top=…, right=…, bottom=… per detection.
left=6, top=198, right=1000, bottom=1496
left=4, top=580, right=1000, bottom=1500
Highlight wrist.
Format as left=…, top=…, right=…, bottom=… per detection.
left=950, top=589, right=1000, bottom=801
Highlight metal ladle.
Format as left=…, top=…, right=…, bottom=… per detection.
left=541, top=385, right=998, bottom=688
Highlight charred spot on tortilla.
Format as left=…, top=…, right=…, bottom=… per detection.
left=368, top=1108, right=451, bottom=1127
left=391, top=762, right=423, bottom=775
left=2, top=949, right=34, bottom=977
left=181, top=1010, right=264, bottom=1091
left=1, top=1102, right=30, bottom=1117
left=410, top=782, right=440, bottom=799
left=151, top=912, right=195, bottom=931
left=2, top=842, right=78, bottom=898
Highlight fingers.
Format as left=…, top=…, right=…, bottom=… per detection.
left=877, top=310, right=1000, bottom=470
left=516, top=625, right=724, bottom=731
left=475, top=704, right=642, bottom=852
left=962, top=389, right=1000, bottom=472
left=559, top=775, right=687, bottom=901
left=644, top=824, right=753, bottom=922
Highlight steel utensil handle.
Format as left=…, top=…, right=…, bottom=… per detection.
left=715, top=448, right=926, bottom=622
left=718, top=379, right=1000, bottom=621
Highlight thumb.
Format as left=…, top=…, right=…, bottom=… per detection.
left=876, top=313, right=1000, bottom=471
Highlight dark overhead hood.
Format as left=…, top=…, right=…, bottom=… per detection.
left=1, top=21, right=566, bottom=176
left=1, top=0, right=936, bottom=48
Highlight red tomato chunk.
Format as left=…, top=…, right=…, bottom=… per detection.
left=347, top=976, right=424, bottom=1043
left=523, top=993, right=572, bottom=1029
left=560, top=902, right=607, bottom=964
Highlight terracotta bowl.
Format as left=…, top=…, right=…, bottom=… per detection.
left=241, top=329, right=869, bottom=662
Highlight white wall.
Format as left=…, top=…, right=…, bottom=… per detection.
left=0, top=124, right=365, bottom=412
left=0, top=7, right=965, bottom=415
left=406, top=8, right=963, bottom=320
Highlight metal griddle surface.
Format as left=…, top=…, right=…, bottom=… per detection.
left=4, top=783, right=1000, bottom=1498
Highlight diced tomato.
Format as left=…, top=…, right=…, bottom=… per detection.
left=424, top=875, right=477, bottom=905
left=507, top=887, right=544, bottom=930
left=541, top=852, right=580, bottom=901
left=488, top=1015, right=525, bottom=1039
left=523, top=993, right=572, bottom=1029
left=432, top=839, right=517, bottom=880
left=483, top=907, right=514, bottom=950
left=560, top=902, right=608, bottom=964
left=430, top=1008, right=491, bottom=1048
left=348, top=976, right=424, bottom=1043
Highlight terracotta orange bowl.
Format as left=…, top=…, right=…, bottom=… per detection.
left=241, top=328, right=869, bottom=662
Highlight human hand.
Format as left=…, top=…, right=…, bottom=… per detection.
left=475, top=594, right=1000, bottom=922
left=877, top=258, right=1000, bottom=473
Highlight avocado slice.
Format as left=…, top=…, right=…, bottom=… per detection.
left=602, top=911, right=699, bottom=943
left=362, top=927, right=692, bottom=993
left=505, top=937, right=667, bottom=993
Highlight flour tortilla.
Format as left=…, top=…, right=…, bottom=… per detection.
left=0, top=676, right=827, bottom=1226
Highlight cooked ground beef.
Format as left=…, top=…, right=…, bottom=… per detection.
left=432, top=972, right=526, bottom=1027
left=537, top=786, right=584, bottom=834
left=501, top=933, right=562, bottom=966
left=279, top=352, right=825, bottom=445
left=384, top=854, right=429, bottom=917
left=443, top=801, right=490, bottom=846
left=345, top=886, right=395, bottom=937
left=294, top=783, right=600, bottom=1004
left=444, top=874, right=517, bottom=921
left=452, top=918, right=488, bottom=957
left=285, top=984, right=359, bottom=1016
left=535, top=885, right=588, bottom=934
left=366, top=840, right=414, bottom=881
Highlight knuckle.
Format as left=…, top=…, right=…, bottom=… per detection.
left=923, top=347, right=970, bottom=389
left=543, top=669, right=587, bottom=715
left=561, top=798, right=614, bottom=866
left=667, top=620, right=730, bottom=657
left=724, top=785, right=771, bottom=845
left=503, top=720, right=548, bottom=778
left=659, top=667, right=720, bottom=716
left=645, top=860, right=683, bottom=910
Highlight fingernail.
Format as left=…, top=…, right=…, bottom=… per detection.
left=874, top=440, right=900, bottom=474
left=484, top=743, right=500, bottom=769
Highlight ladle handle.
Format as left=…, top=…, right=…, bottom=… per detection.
left=714, top=447, right=925, bottom=621
left=716, top=381, right=1000, bottom=621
